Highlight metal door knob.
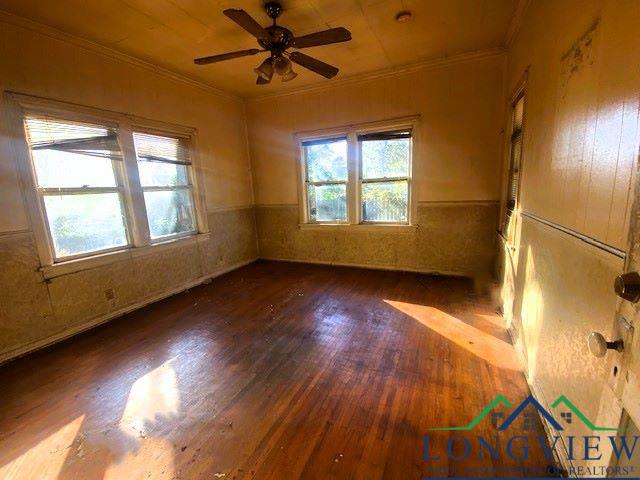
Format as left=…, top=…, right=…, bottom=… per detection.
left=614, top=272, right=640, bottom=302
left=587, top=332, right=624, bottom=357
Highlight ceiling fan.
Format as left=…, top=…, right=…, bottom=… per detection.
left=194, top=1, right=352, bottom=85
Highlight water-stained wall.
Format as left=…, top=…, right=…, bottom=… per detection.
left=501, top=0, right=640, bottom=471
left=0, top=19, right=258, bottom=361
left=246, top=54, right=506, bottom=276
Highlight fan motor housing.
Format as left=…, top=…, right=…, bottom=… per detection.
left=258, top=25, right=294, bottom=53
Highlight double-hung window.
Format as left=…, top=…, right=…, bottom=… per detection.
left=25, top=116, right=130, bottom=260
left=299, top=118, right=416, bottom=226
left=16, top=95, right=204, bottom=268
left=133, top=132, right=196, bottom=240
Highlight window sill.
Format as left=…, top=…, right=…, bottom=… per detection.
left=40, top=232, right=210, bottom=280
left=298, top=223, right=417, bottom=233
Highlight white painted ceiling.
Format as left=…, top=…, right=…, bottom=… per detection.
left=0, top=0, right=518, bottom=97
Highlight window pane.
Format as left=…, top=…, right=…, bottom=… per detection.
left=304, top=138, right=347, bottom=182
left=361, top=138, right=410, bottom=179
left=25, top=116, right=120, bottom=188
left=361, top=181, right=408, bottom=223
left=138, top=160, right=189, bottom=187
left=32, top=150, right=117, bottom=188
left=43, top=193, right=128, bottom=258
left=144, top=189, right=195, bottom=239
left=307, top=184, right=347, bottom=222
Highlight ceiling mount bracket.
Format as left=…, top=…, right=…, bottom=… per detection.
left=264, top=1, right=283, bottom=20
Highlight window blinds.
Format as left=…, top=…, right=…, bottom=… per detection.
left=301, top=136, right=347, bottom=147
left=357, top=130, right=411, bottom=142
left=24, top=116, right=121, bottom=159
left=133, top=132, right=190, bottom=165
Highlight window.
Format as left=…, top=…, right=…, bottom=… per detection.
left=502, top=92, right=525, bottom=234
left=25, top=116, right=130, bottom=260
left=302, top=137, right=348, bottom=223
left=133, top=132, right=196, bottom=240
left=359, top=130, right=411, bottom=223
left=17, top=96, right=205, bottom=267
left=299, top=118, right=416, bottom=226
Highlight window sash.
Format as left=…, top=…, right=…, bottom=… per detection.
left=360, top=179, right=410, bottom=224
left=304, top=181, right=349, bottom=224
left=140, top=182, right=197, bottom=241
left=38, top=190, right=132, bottom=262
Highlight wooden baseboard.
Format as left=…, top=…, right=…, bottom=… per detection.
left=259, top=256, right=470, bottom=277
left=0, top=258, right=257, bottom=365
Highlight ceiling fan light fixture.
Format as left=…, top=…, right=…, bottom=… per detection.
left=254, top=57, right=274, bottom=81
left=395, top=10, right=412, bottom=23
left=281, top=70, right=298, bottom=82
left=273, top=55, right=292, bottom=76
left=194, top=2, right=351, bottom=85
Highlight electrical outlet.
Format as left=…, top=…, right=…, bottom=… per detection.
left=104, top=288, right=116, bottom=301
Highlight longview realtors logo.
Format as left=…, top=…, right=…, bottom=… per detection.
left=422, top=394, right=638, bottom=478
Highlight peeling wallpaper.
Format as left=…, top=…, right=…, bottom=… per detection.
left=501, top=218, right=623, bottom=471
left=256, top=203, right=498, bottom=277
left=0, top=209, right=258, bottom=361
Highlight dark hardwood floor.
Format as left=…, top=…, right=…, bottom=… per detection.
left=0, top=261, right=551, bottom=479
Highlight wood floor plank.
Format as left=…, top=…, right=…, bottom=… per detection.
left=0, top=261, right=552, bottom=479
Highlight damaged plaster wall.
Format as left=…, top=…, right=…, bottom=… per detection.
left=500, top=0, right=640, bottom=471
left=256, top=203, right=497, bottom=276
left=245, top=54, right=505, bottom=276
left=0, top=19, right=258, bottom=361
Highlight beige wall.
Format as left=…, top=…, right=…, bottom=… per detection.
left=502, top=0, right=640, bottom=471
left=246, top=53, right=505, bottom=206
left=246, top=53, right=506, bottom=275
left=0, top=19, right=258, bottom=360
left=506, top=0, right=638, bottom=250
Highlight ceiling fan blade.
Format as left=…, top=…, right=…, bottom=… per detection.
left=223, top=9, right=269, bottom=40
left=256, top=75, right=271, bottom=85
left=293, top=27, right=351, bottom=49
left=289, top=51, right=339, bottom=79
left=194, top=49, right=261, bottom=65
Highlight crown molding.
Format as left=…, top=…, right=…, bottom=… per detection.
left=246, top=47, right=506, bottom=102
left=0, top=9, right=240, bottom=101
left=504, top=0, right=531, bottom=48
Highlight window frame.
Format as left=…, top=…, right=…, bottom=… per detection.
left=500, top=81, right=527, bottom=242
left=6, top=92, right=209, bottom=274
left=357, top=129, right=413, bottom=225
left=26, top=116, right=133, bottom=262
left=132, top=128, right=198, bottom=243
left=299, top=131, right=350, bottom=225
left=296, top=116, right=419, bottom=228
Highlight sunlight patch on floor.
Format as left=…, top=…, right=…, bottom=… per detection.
left=384, top=300, right=521, bottom=371
left=119, top=358, right=181, bottom=439
left=0, top=415, right=85, bottom=480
